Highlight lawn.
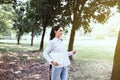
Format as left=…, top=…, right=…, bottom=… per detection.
left=69, top=39, right=117, bottom=80
left=73, top=39, right=116, bottom=60
left=0, top=39, right=117, bottom=80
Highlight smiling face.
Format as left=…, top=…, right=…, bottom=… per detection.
left=54, top=27, right=63, bottom=38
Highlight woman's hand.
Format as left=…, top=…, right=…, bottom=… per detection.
left=51, top=61, right=59, bottom=66
left=73, top=50, right=76, bottom=54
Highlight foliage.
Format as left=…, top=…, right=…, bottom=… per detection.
left=37, top=0, right=65, bottom=50
left=12, top=1, right=26, bottom=37
left=59, top=0, right=117, bottom=60
left=0, top=4, right=14, bottom=37
left=62, top=0, right=117, bottom=33
left=23, top=0, right=42, bottom=36
left=0, top=0, right=16, bottom=4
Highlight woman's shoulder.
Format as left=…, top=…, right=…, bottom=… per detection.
left=50, top=38, right=57, bottom=42
left=49, top=39, right=55, bottom=44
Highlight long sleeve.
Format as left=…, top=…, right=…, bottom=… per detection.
left=67, top=51, right=73, bottom=56
left=43, top=38, right=73, bottom=67
left=43, top=41, right=53, bottom=64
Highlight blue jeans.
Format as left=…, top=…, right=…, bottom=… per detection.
left=51, top=66, right=68, bottom=80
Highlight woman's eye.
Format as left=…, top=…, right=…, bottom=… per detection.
left=60, top=30, right=63, bottom=32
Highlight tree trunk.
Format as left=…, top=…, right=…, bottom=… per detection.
left=118, top=0, right=120, bottom=10
left=17, top=29, right=21, bottom=44
left=31, top=26, right=34, bottom=46
left=68, top=26, right=76, bottom=60
left=39, top=27, right=46, bottom=51
left=17, top=34, right=20, bottom=44
left=111, top=30, right=120, bottom=80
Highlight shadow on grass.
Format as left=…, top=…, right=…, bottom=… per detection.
left=0, top=48, right=7, bottom=53
left=0, top=42, right=39, bottom=53
left=0, top=47, right=25, bottom=53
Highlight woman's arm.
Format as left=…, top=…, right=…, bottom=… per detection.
left=67, top=50, right=76, bottom=56
left=43, top=42, right=53, bottom=64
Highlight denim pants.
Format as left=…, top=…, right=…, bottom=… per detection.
left=51, top=66, right=68, bottom=80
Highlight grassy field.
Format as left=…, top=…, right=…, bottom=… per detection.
left=0, top=39, right=117, bottom=60
left=0, top=39, right=117, bottom=80
left=68, top=39, right=117, bottom=80
left=73, top=39, right=116, bottom=60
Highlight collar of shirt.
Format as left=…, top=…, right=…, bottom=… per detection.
left=54, top=37, right=63, bottom=41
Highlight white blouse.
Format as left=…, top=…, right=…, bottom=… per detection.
left=43, top=38, right=73, bottom=67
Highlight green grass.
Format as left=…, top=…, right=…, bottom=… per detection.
left=73, top=40, right=116, bottom=61
left=74, top=45, right=114, bottom=61
left=0, top=39, right=116, bottom=60
left=0, top=42, right=39, bottom=53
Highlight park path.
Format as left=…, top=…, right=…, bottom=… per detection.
left=0, top=51, right=113, bottom=80
left=0, top=51, right=50, bottom=80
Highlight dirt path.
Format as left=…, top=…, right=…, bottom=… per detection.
left=0, top=51, right=50, bottom=80
left=0, top=52, right=113, bottom=80
left=68, top=59, right=113, bottom=80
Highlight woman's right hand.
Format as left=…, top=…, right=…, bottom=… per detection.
left=51, top=61, right=59, bottom=66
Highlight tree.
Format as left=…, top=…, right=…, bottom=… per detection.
left=12, top=1, right=26, bottom=44
left=0, top=0, right=16, bottom=4
left=0, top=4, right=14, bottom=38
left=111, top=30, right=120, bottom=80
left=23, top=1, right=42, bottom=46
left=62, top=0, right=117, bottom=60
left=111, top=0, right=120, bottom=80
left=29, top=0, right=67, bottom=51
left=39, top=0, right=63, bottom=51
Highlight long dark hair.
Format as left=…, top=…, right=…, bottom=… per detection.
left=50, top=25, right=63, bottom=40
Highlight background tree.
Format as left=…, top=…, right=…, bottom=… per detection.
left=38, top=0, right=63, bottom=51
left=12, top=1, right=26, bottom=44
left=62, top=0, right=117, bottom=60
left=0, top=4, right=14, bottom=39
left=0, top=0, right=16, bottom=4
left=111, top=0, right=120, bottom=80
left=23, top=1, right=42, bottom=46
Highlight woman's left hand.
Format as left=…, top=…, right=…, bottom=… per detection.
left=73, top=50, right=76, bottom=54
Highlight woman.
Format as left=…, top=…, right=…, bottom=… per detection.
left=43, top=25, right=76, bottom=80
